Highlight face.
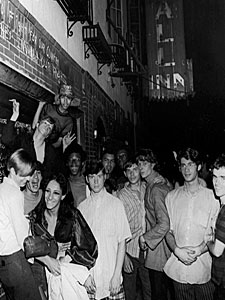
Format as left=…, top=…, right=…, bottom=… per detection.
left=137, top=160, right=155, bottom=179
left=125, top=164, right=141, bottom=185
left=59, top=95, right=72, bottom=111
left=180, top=157, right=199, bottom=183
left=26, top=170, right=42, bottom=193
left=213, top=167, right=225, bottom=198
left=117, top=150, right=128, bottom=169
left=67, top=153, right=82, bottom=176
left=102, top=153, right=115, bottom=175
left=87, top=170, right=105, bottom=193
left=45, top=180, right=62, bottom=211
left=11, top=168, right=31, bottom=187
left=38, top=119, right=54, bottom=138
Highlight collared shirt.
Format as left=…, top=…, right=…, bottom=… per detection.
left=164, top=184, right=219, bottom=284
left=78, top=188, right=131, bottom=300
left=117, top=181, right=146, bottom=258
left=0, top=177, right=29, bottom=255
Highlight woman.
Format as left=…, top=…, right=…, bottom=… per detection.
left=29, top=173, right=98, bottom=299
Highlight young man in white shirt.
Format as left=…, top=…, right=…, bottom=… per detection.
left=164, top=147, right=219, bottom=300
left=79, top=161, right=131, bottom=300
left=0, top=148, right=42, bottom=300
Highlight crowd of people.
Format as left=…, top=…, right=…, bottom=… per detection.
left=1, top=85, right=225, bottom=300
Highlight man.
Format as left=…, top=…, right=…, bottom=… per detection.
left=0, top=148, right=41, bottom=300
left=63, top=141, right=89, bottom=207
left=116, top=146, right=130, bottom=190
left=164, top=147, right=219, bottom=300
left=24, top=161, right=43, bottom=215
left=136, top=148, right=172, bottom=300
left=117, top=157, right=151, bottom=300
left=207, top=153, right=225, bottom=299
left=79, top=161, right=131, bottom=300
left=32, top=84, right=75, bottom=148
left=101, top=149, right=117, bottom=193
left=2, top=99, right=74, bottom=179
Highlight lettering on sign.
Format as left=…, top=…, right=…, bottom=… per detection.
left=0, top=0, right=67, bottom=84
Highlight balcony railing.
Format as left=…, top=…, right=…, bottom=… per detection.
left=110, top=44, right=128, bottom=70
left=82, top=23, right=112, bottom=75
left=55, top=0, right=93, bottom=37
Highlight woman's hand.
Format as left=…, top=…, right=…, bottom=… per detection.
left=45, top=256, right=61, bottom=276
left=84, top=274, right=96, bottom=294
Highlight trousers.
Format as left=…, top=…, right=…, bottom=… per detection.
left=123, top=253, right=151, bottom=300
left=0, top=250, right=41, bottom=300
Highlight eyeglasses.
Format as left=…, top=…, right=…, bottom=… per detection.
left=180, top=162, right=196, bottom=170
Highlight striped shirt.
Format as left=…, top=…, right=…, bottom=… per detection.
left=117, top=182, right=146, bottom=258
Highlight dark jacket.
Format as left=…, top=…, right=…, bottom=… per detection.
left=30, top=192, right=98, bottom=269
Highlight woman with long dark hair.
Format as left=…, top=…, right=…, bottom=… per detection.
left=29, top=173, right=98, bottom=299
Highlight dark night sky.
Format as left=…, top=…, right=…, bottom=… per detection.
left=144, top=1, right=225, bottom=154
left=183, top=0, right=225, bottom=100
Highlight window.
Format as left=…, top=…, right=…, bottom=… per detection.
left=108, top=0, right=122, bottom=45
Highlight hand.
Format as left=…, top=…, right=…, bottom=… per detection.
left=84, top=275, right=96, bottom=294
left=38, top=101, right=46, bottom=108
left=123, top=254, right=133, bottom=273
left=174, top=246, right=196, bottom=265
left=9, top=99, right=19, bottom=121
left=45, top=256, right=61, bottom=276
left=62, top=131, right=76, bottom=152
left=186, top=242, right=207, bottom=259
left=109, top=274, right=121, bottom=296
left=139, top=235, right=147, bottom=251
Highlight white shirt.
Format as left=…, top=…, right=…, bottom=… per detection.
left=0, top=177, right=29, bottom=255
left=164, top=185, right=219, bottom=284
left=78, top=188, right=131, bottom=300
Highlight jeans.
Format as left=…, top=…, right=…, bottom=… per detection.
left=0, top=250, right=41, bottom=300
left=123, top=253, right=151, bottom=300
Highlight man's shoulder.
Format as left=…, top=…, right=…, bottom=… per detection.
left=150, top=180, right=172, bottom=194
left=117, top=183, right=131, bottom=197
left=165, top=186, right=183, bottom=201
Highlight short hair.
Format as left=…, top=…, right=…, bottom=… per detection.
left=44, top=173, right=67, bottom=196
left=102, top=148, right=115, bottom=159
left=63, top=141, right=87, bottom=163
left=33, top=161, right=43, bottom=173
left=123, top=156, right=138, bottom=172
left=7, top=148, right=35, bottom=176
left=59, top=84, right=74, bottom=99
left=135, top=148, right=160, bottom=172
left=212, top=153, right=225, bottom=170
left=136, top=148, right=158, bottom=164
left=85, top=161, right=106, bottom=176
left=39, top=115, right=55, bottom=127
left=177, top=147, right=202, bottom=166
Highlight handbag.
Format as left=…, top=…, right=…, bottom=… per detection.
left=24, top=220, right=58, bottom=259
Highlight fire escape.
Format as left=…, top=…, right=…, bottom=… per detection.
left=54, top=0, right=147, bottom=96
